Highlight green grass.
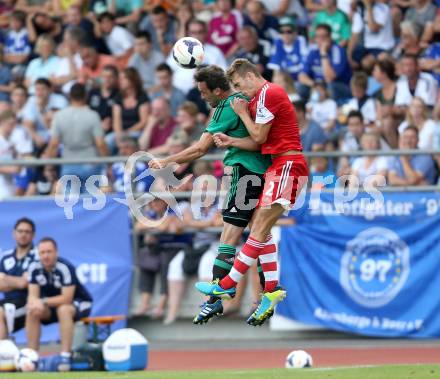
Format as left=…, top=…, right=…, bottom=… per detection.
left=11, top=365, right=440, bottom=379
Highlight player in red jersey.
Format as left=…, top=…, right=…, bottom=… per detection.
left=195, top=59, right=309, bottom=324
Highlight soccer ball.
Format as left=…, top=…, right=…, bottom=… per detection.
left=15, top=348, right=39, bottom=372
left=285, top=350, right=313, bottom=369
left=172, top=37, right=204, bottom=69
left=0, top=340, right=19, bottom=372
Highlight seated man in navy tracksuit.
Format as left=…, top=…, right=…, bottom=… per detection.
left=26, top=237, right=93, bottom=371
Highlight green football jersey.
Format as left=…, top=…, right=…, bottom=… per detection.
left=205, top=93, right=271, bottom=174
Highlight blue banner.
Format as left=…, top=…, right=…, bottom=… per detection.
left=278, top=191, right=440, bottom=338
left=0, top=197, right=132, bottom=343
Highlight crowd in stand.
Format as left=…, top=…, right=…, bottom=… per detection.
left=0, top=0, right=440, bottom=322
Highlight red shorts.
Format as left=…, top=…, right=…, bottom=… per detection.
left=258, top=154, right=309, bottom=209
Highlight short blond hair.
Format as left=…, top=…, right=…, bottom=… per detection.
left=35, top=34, right=55, bottom=56
left=226, top=58, right=262, bottom=81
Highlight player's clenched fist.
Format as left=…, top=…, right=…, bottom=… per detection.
left=230, top=97, right=249, bottom=116
left=213, top=133, right=232, bottom=148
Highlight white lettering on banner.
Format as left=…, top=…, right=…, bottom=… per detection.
left=340, top=228, right=410, bottom=308
left=76, top=264, right=108, bottom=284
left=310, top=198, right=414, bottom=221
left=314, top=308, right=424, bottom=332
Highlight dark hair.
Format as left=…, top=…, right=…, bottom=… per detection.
left=152, top=5, right=167, bottom=15
left=35, top=78, right=52, bottom=88
left=65, top=26, right=86, bottom=44
left=38, top=237, right=57, bottom=249
left=194, top=65, right=230, bottom=91
left=80, top=42, right=97, bottom=51
left=293, top=100, right=306, bottom=113
left=11, top=10, right=26, bottom=24
left=402, top=53, right=419, bottom=63
left=156, top=62, right=172, bottom=75
left=375, top=59, right=397, bottom=81
left=403, top=125, right=419, bottom=136
left=347, top=110, right=363, bottom=123
left=98, top=12, right=115, bottom=22
left=135, top=30, right=152, bottom=42
left=15, top=217, right=36, bottom=232
left=315, top=23, right=332, bottom=36
left=102, top=64, right=119, bottom=77
left=121, top=67, right=143, bottom=97
left=12, top=84, right=27, bottom=93
left=69, top=83, right=87, bottom=102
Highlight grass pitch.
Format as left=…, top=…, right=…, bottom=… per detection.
left=12, top=365, right=440, bottom=379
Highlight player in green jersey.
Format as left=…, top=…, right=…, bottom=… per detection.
left=149, top=65, right=272, bottom=325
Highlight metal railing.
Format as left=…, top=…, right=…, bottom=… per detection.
left=1, top=149, right=440, bottom=166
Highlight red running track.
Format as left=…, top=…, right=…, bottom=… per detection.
left=149, top=347, right=440, bottom=370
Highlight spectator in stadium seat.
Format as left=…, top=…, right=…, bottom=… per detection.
left=134, top=198, right=188, bottom=317
left=349, top=132, right=388, bottom=188
left=107, top=135, right=153, bottom=194
left=10, top=85, right=29, bottom=122
left=175, top=1, right=194, bottom=40
left=3, top=11, right=31, bottom=71
left=26, top=237, right=93, bottom=365
left=26, top=12, right=63, bottom=45
left=22, top=78, right=68, bottom=150
left=95, top=12, right=135, bottom=69
left=388, top=126, right=436, bottom=186
left=45, top=83, right=108, bottom=192
left=51, top=27, right=85, bottom=95
left=150, top=63, right=186, bottom=117
left=128, top=31, right=165, bottom=93
left=78, top=44, right=117, bottom=88
left=0, top=111, right=22, bottom=199
left=139, top=5, right=176, bottom=57
left=24, top=34, right=60, bottom=93
left=373, top=58, right=400, bottom=149
left=207, top=0, right=242, bottom=59
left=0, top=50, right=13, bottom=103
left=344, top=72, right=377, bottom=127
left=243, top=1, right=279, bottom=43
left=307, top=81, right=337, bottom=136
left=392, top=21, right=424, bottom=60
left=337, top=110, right=365, bottom=177
left=299, top=24, right=352, bottom=103
left=0, top=218, right=38, bottom=339
left=108, top=67, right=150, bottom=152
left=395, top=54, right=438, bottom=108
left=106, top=0, right=144, bottom=27
left=139, top=97, right=176, bottom=151
left=294, top=100, right=328, bottom=152
left=403, top=0, right=437, bottom=48
left=235, top=26, right=272, bottom=81
left=348, top=0, right=395, bottom=72
left=64, top=5, right=94, bottom=36
left=88, top=64, right=120, bottom=134
left=150, top=101, right=204, bottom=155
left=267, top=16, right=308, bottom=85
left=25, top=165, right=59, bottom=196
left=272, top=70, right=300, bottom=102
left=398, top=97, right=440, bottom=150
left=166, top=19, right=227, bottom=94
left=420, top=42, right=440, bottom=87
left=311, top=0, right=351, bottom=47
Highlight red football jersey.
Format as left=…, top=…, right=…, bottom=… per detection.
left=249, top=82, right=302, bottom=155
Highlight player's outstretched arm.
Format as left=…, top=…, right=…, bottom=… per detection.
left=148, top=133, right=214, bottom=169
left=213, top=133, right=261, bottom=151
